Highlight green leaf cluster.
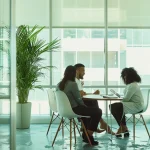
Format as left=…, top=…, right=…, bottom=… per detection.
left=16, top=25, right=60, bottom=103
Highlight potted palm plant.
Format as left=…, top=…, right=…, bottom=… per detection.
left=16, top=25, right=60, bottom=128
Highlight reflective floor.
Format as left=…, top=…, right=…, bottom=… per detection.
left=0, top=122, right=150, bottom=150
left=0, top=124, right=9, bottom=150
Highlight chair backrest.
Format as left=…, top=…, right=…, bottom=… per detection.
left=54, top=90, right=79, bottom=119
left=47, top=89, right=57, bottom=112
left=141, top=88, right=150, bottom=112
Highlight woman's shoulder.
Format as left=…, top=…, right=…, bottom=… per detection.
left=130, top=82, right=138, bottom=85
left=66, top=81, right=78, bottom=90
left=67, top=81, right=77, bottom=86
left=56, top=82, right=60, bottom=90
left=128, top=82, right=139, bottom=88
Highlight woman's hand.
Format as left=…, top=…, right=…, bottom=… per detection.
left=93, top=90, right=100, bottom=95
left=80, top=90, right=86, bottom=97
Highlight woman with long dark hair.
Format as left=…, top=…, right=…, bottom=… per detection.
left=56, top=65, right=102, bottom=145
left=109, top=67, right=144, bottom=137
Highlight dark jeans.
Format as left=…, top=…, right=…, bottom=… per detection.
left=82, top=99, right=99, bottom=128
left=72, top=105, right=102, bottom=131
left=109, top=102, right=126, bottom=126
left=83, top=99, right=99, bottom=108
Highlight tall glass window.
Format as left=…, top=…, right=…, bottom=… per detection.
left=0, top=0, right=13, bottom=148
left=14, top=0, right=150, bottom=116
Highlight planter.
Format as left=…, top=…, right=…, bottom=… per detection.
left=16, top=102, right=32, bottom=129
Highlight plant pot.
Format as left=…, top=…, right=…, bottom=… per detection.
left=16, top=102, right=32, bottom=129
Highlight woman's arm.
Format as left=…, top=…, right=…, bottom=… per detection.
left=122, top=83, right=137, bottom=102
left=80, top=90, right=86, bottom=97
left=71, top=82, right=86, bottom=106
left=80, top=90, right=100, bottom=97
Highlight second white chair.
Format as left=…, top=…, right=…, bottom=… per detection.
left=46, top=89, right=64, bottom=136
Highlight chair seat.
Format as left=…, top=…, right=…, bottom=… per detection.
left=66, top=114, right=90, bottom=119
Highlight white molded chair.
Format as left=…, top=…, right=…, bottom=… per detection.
left=127, top=89, right=150, bottom=140
left=53, top=90, right=92, bottom=149
left=46, top=89, right=64, bottom=136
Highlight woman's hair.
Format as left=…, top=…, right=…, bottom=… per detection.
left=59, top=65, right=76, bottom=90
left=121, top=67, right=141, bottom=84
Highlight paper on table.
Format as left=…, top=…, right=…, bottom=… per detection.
left=83, top=94, right=103, bottom=99
left=103, top=95, right=119, bottom=98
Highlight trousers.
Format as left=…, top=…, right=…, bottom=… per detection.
left=73, top=104, right=102, bottom=131
left=109, top=102, right=126, bottom=126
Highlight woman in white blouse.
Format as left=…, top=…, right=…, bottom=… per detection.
left=109, top=67, right=144, bottom=137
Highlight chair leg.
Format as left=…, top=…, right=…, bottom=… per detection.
left=62, top=117, right=64, bottom=138
left=73, top=120, right=76, bottom=144
left=46, top=112, right=54, bottom=136
left=133, top=114, right=135, bottom=140
left=70, top=119, right=72, bottom=150
left=52, top=118, right=63, bottom=146
left=73, top=119, right=81, bottom=136
left=140, top=114, right=150, bottom=138
left=80, top=119, right=92, bottom=146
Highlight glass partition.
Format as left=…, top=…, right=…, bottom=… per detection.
left=0, top=0, right=15, bottom=149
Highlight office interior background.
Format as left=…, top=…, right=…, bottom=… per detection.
left=0, top=0, right=150, bottom=149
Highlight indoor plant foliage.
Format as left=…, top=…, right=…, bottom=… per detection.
left=16, top=25, right=60, bottom=104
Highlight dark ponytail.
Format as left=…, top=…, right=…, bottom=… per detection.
left=59, top=65, right=76, bottom=90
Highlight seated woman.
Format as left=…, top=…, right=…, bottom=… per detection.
left=56, top=65, right=102, bottom=145
left=109, top=67, right=144, bottom=137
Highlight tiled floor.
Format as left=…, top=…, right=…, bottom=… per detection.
left=0, top=121, right=150, bottom=150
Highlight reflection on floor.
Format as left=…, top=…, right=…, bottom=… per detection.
left=0, top=124, right=9, bottom=150
left=0, top=122, right=150, bottom=150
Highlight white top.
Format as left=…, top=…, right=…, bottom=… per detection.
left=75, top=78, right=83, bottom=90
left=122, top=82, right=144, bottom=114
